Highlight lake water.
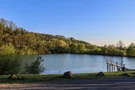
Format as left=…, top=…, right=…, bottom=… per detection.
left=35, top=54, right=135, bottom=74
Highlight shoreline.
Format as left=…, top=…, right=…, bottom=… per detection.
left=13, top=53, right=135, bottom=58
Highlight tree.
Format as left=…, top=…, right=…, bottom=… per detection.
left=0, top=18, right=6, bottom=26
left=24, top=57, right=45, bottom=74
left=0, top=43, right=16, bottom=55
left=1, top=18, right=135, bottom=56
left=69, top=43, right=78, bottom=53
left=101, top=45, right=108, bottom=54
left=77, top=44, right=86, bottom=53
left=0, top=55, right=20, bottom=75
left=116, top=40, right=125, bottom=50
left=126, top=43, right=135, bottom=56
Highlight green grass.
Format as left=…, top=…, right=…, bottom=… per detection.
left=0, top=71, right=135, bottom=83
left=73, top=71, right=135, bottom=80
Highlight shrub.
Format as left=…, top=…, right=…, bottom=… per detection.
left=24, top=56, right=45, bottom=74
left=0, top=55, right=20, bottom=75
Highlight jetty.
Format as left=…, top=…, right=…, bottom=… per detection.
left=106, top=60, right=126, bottom=72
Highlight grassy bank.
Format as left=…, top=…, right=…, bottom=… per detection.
left=0, top=71, right=135, bottom=83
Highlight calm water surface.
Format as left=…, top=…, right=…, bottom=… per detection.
left=35, top=54, right=135, bottom=74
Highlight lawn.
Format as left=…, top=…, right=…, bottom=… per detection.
left=0, top=71, right=135, bottom=83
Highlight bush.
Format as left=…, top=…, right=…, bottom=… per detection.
left=0, top=55, right=20, bottom=75
left=24, top=56, right=45, bottom=74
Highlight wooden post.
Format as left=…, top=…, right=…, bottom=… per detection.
left=122, top=64, right=125, bottom=71
left=114, top=65, right=115, bottom=72
left=106, top=59, right=108, bottom=72
left=107, top=60, right=126, bottom=72
left=108, top=64, right=110, bottom=72
left=112, top=64, right=113, bottom=72
left=118, top=67, right=119, bottom=71
left=120, top=67, right=122, bottom=71
left=116, top=62, right=118, bottom=71
left=109, top=64, right=111, bottom=72
left=111, top=61, right=113, bottom=72
left=107, top=62, right=109, bottom=72
left=117, top=67, right=119, bottom=71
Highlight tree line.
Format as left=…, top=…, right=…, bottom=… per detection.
left=0, top=18, right=135, bottom=57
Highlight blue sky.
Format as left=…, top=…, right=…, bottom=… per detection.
left=0, top=0, right=135, bottom=46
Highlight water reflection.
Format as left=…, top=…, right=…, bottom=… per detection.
left=21, top=54, right=135, bottom=74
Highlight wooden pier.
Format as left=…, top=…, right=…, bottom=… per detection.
left=107, top=60, right=126, bottom=72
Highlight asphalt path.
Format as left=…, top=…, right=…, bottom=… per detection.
left=1, top=77, right=135, bottom=90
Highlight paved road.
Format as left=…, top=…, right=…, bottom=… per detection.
left=1, top=77, right=135, bottom=90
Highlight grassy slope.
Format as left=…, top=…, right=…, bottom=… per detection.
left=0, top=71, right=135, bottom=83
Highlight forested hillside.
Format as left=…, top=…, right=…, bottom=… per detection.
left=0, top=18, right=135, bottom=57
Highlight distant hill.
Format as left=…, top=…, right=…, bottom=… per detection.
left=0, top=18, right=134, bottom=57
left=0, top=18, right=95, bottom=55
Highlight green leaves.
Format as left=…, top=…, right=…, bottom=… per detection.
left=0, top=43, right=16, bottom=55
left=126, top=43, right=135, bottom=56
left=0, top=18, right=135, bottom=57
left=24, top=57, right=45, bottom=74
left=0, top=55, right=20, bottom=75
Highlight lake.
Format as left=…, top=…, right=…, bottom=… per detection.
left=22, top=54, right=135, bottom=74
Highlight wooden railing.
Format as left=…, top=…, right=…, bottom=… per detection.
left=106, top=60, right=125, bottom=72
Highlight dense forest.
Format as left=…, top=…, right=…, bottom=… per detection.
left=0, top=18, right=135, bottom=57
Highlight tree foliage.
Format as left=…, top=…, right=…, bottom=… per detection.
left=24, top=56, right=45, bottom=74
left=0, top=55, right=20, bottom=75
left=0, top=43, right=16, bottom=55
left=0, top=18, right=135, bottom=57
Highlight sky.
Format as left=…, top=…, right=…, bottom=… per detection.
left=0, top=0, right=135, bottom=46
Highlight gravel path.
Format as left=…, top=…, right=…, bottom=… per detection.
left=1, top=77, right=135, bottom=90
